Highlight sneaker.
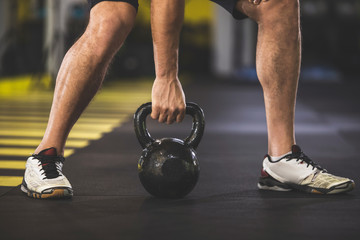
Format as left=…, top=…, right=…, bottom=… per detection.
left=21, top=147, right=73, bottom=199
left=258, top=145, right=355, bottom=194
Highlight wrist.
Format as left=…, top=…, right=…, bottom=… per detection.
left=154, top=47, right=179, bottom=81
left=155, top=75, right=179, bottom=83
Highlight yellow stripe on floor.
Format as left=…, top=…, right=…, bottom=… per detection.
left=0, top=111, right=131, bottom=118
left=0, top=176, right=23, bottom=187
left=0, top=139, right=89, bottom=148
left=0, top=161, right=26, bottom=169
left=0, top=121, right=121, bottom=131
left=0, top=115, right=126, bottom=124
left=0, top=148, right=74, bottom=157
left=0, top=104, right=140, bottom=112
left=0, top=129, right=104, bottom=139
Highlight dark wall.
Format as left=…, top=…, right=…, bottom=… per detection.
left=301, top=0, right=360, bottom=79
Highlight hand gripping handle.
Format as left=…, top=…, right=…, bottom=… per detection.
left=133, top=102, right=205, bottom=150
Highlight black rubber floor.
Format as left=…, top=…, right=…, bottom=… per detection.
left=1, top=80, right=359, bottom=240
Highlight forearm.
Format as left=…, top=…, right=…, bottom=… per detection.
left=151, top=0, right=185, bottom=80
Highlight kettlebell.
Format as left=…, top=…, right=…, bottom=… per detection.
left=134, top=102, right=205, bottom=198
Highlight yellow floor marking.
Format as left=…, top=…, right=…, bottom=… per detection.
left=0, top=74, right=50, bottom=97
left=82, top=112, right=135, bottom=117
left=0, top=105, right=51, bottom=110
left=0, top=115, right=49, bottom=122
left=0, top=148, right=74, bottom=157
left=0, top=176, right=23, bottom=187
left=0, top=161, right=26, bottom=169
left=77, top=117, right=128, bottom=124
left=0, top=121, right=120, bottom=131
left=0, top=115, right=127, bottom=123
left=0, top=110, right=135, bottom=116
left=0, top=129, right=104, bottom=139
left=0, top=103, right=141, bottom=110
left=0, top=139, right=89, bottom=148
left=0, top=90, right=150, bottom=101
left=71, top=124, right=115, bottom=132
left=0, top=111, right=131, bottom=119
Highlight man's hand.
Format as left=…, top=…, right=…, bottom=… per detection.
left=151, top=77, right=186, bottom=124
left=150, top=0, right=185, bottom=124
left=249, top=0, right=268, bottom=5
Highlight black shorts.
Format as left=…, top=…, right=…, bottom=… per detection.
left=211, top=0, right=247, bottom=20
left=88, top=0, right=139, bottom=11
left=88, top=0, right=246, bottom=20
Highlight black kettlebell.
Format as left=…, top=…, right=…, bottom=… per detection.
left=134, top=102, right=205, bottom=198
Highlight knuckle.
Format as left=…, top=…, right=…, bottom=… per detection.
left=169, top=107, right=177, bottom=114
left=161, top=107, right=169, bottom=114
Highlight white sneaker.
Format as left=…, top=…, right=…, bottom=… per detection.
left=258, top=145, right=355, bottom=194
left=21, top=148, right=73, bottom=199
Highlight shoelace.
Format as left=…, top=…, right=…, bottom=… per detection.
left=284, top=151, right=324, bottom=171
left=33, top=154, right=65, bottom=180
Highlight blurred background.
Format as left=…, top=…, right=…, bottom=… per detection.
left=0, top=0, right=359, bottom=84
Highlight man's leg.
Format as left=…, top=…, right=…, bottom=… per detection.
left=36, top=2, right=136, bottom=155
left=22, top=2, right=137, bottom=199
left=235, top=0, right=354, bottom=194
left=236, top=0, right=300, bottom=156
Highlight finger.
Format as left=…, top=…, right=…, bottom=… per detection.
left=176, top=107, right=185, bottom=123
left=166, top=108, right=177, bottom=125
left=166, top=115, right=176, bottom=125
left=158, top=108, right=168, bottom=123
left=158, top=113, right=167, bottom=123
left=150, top=105, right=160, bottom=120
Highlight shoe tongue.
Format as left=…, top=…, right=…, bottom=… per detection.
left=291, top=145, right=302, bottom=154
left=38, top=147, right=58, bottom=156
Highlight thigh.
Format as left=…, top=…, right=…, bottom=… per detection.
left=88, top=0, right=139, bottom=12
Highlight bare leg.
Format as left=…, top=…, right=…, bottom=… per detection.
left=236, top=0, right=301, bottom=156
left=35, top=2, right=136, bottom=155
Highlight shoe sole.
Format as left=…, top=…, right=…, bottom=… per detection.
left=290, top=181, right=355, bottom=194
left=21, top=184, right=73, bottom=199
left=258, top=174, right=355, bottom=195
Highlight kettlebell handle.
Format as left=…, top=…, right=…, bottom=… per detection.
left=134, top=102, right=205, bottom=150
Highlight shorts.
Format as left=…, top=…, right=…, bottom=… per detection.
left=88, top=0, right=246, bottom=20
left=211, top=0, right=247, bottom=20
left=88, top=0, right=139, bottom=12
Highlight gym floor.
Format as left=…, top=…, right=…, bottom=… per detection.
left=0, top=77, right=359, bottom=240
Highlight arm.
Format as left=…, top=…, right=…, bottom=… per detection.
left=150, top=0, right=186, bottom=124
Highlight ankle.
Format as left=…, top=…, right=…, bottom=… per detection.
left=268, top=143, right=294, bottom=157
left=269, top=151, right=292, bottom=161
left=35, top=145, right=63, bottom=156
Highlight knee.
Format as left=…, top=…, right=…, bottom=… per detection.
left=83, top=6, right=136, bottom=60
left=239, top=0, right=300, bottom=29
left=257, top=0, right=300, bottom=28
left=88, top=17, right=134, bottom=51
